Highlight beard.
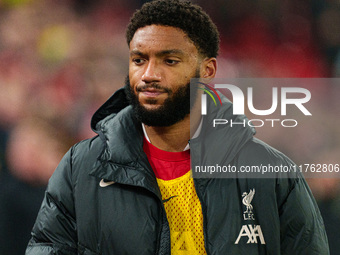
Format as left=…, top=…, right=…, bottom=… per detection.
left=125, top=70, right=200, bottom=127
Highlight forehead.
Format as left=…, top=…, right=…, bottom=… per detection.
left=129, top=25, right=198, bottom=55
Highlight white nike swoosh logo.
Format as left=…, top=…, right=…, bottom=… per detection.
left=99, top=179, right=115, bottom=187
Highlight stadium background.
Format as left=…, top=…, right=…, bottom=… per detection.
left=0, top=0, right=339, bottom=254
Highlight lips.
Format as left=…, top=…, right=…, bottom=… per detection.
left=141, top=91, right=162, bottom=97
left=140, top=88, right=164, bottom=97
left=137, top=85, right=168, bottom=98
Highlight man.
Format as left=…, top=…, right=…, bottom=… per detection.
left=26, top=1, right=329, bottom=254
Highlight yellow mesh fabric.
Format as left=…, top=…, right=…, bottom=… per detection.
left=157, top=171, right=207, bottom=254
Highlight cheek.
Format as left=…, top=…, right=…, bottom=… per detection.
left=175, top=68, right=196, bottom=85
left=129, top=70, right=139, bottom=90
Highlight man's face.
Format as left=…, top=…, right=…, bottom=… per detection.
left=127, top=25, right=201, bottom=127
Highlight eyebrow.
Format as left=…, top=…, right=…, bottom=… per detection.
left=130, top=49, right=186, bottom=57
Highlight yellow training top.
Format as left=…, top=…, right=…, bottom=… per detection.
left=157, top=171, right=207, bottom=254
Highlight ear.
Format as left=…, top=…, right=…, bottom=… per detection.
left=201, top=57, right=217, bottom=78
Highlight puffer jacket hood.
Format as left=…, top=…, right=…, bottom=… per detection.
left=91, top=87, right=129, bottom=132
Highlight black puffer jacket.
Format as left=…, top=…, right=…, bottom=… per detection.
left=26, top=88, right=329, bottom=255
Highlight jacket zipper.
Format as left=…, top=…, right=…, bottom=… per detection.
left=155, top=206, right=170, bottom=255
left=194, top=179, right=210, bottom=255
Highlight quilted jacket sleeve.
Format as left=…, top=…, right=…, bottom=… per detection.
left=25, top=148, right=78, bottom=255
left=279, top=174, right=329, bottom=255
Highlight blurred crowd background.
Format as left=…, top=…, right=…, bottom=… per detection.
left=0, top=0, right=339, bottom=254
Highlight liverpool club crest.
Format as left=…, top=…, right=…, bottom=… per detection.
left=242, top=189, right=255, bottom=220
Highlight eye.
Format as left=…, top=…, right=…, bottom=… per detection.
left=165, top=59, right=179, bottom=65
left=132, top=58, right=146, bottom=65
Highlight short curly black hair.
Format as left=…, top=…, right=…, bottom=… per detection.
left=126, top=0, right=220, bottom=58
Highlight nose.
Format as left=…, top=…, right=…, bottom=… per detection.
left=142, top=60, right=161, bottom=83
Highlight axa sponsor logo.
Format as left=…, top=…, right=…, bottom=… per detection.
left=235, top=224, right=266, bottom=244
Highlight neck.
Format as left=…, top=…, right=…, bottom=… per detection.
left=144, top=101, right=201, bottom=152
